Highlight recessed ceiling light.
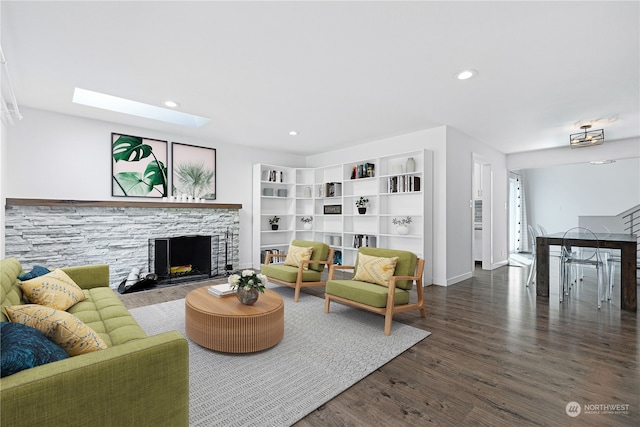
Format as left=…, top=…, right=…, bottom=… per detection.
left=164, top=100, right=180, bottom=108
left=72, top=88, right=210, bottom=128
left=457, top=69, right=478, bottom=80
left=590, top=160, right=616, bottom=165
left=289, top=131, right=298, bottom=136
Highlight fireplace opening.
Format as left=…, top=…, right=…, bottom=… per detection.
left=149, top=235, right=219, bottom=285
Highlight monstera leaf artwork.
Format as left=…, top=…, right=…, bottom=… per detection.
left=112, top=133, right=168, bottom=198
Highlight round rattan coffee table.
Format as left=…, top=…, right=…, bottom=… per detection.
left=185, top=286, right=284, bottom=353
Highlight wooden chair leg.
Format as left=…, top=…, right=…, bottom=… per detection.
left=324, top=296, right=331, bottom=313
left=384, top=306, right=394, bottom=335
left=294, top=285, right=301, bottom=302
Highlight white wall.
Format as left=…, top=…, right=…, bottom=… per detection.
left=523, top=157, right=640, bottom=233
left=445, top=127, right=509, bottom=280
left=306, top=126, right=509, bottom=286
left=4, top=107, right=305, bottom=269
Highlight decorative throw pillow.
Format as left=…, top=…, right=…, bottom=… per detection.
left=353, top=253, right=399, bottom=286
left=20, top=269, right=86, bottom=310
left=284, top=245, right=314, bottom=270
left=1, top=322, right=69, bottom=377
left=4, top=305, right=107, bottom=356
left=17, top=265, right=51, bottom=281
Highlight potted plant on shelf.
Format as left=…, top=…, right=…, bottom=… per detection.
left=392, top=216, right=412, bottom=235
left=269, top=216, right=280, bottom=230
left=301, top=216, right=313, bottom=230
left=355, top=196, right=369, bottom=214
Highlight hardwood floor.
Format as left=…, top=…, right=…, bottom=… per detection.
left=118, top=266, right=638, bottom=427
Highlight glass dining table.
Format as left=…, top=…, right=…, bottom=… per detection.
left=535, top=232, right=638, bottom=311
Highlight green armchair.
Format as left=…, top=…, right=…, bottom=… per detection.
left=324, top=247, right=425, bottom=335
left=261, top=240, right=334, bottom=302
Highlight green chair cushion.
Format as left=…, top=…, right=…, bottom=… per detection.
left=291, top=240, right=330, bottom=272
left=261, top=264, right=322, bottom=283
left=355, top=247, right=417, bottom=290
left=325, top=279, right=410, bottom=308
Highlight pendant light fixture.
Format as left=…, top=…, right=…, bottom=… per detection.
left=569, top=124, right=604, bottom=148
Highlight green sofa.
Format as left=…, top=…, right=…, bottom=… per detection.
left=0, top=258, right=189, bottom=427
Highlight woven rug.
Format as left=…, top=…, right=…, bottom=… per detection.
left=129, top=285, right=430, bottom=426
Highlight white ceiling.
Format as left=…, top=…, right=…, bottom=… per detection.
left=2, top=1, right=638, bottom=156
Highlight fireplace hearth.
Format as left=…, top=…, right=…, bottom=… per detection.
left=149, top=235, right=220, bottom=285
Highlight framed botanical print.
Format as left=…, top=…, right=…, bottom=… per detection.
left=172, top=142, right=217, bottom=200
left=112, top=133, right=168, bottom=198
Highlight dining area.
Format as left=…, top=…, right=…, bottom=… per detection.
left=534, top=228, right=638, bottom=312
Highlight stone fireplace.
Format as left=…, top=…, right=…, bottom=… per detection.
left=4, top=198, right=241, bottom=288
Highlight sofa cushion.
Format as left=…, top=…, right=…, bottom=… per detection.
left=1, top=322, right=68, bottom=377
left=20, top=269, right=87, bottom=310
left=325, top=279, right=410, bottom=308
left=261, top=264, right=321, bottom=283
left=284, top=245, right=313, bottom=270
left=5, top=304, right=108, bottom=356
left=353, top=253, right=399, bottom=286
left=69, top=287, right=147, bottom=347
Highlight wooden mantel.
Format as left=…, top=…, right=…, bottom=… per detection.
left=6, top=198, right=242, bottom=210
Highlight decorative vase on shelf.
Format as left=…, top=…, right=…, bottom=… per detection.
left=237, top=287, right=259, bottom=305
left=358, top=207, right=367, bottom=215
left=271, top=224, right=279, bottom=230
left=397, top=225, right=409, bottom=235
left=405, top=157, right=415, bottom=173
left=304, top=187, right=312, bottom=198
left=303, top=223, right=312, bottom=230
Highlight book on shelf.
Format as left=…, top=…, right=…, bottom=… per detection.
left=261, top=248, right=284, bottom=264
left=351, top=163, right=375, bottom=179
left=208, top=283, right=235, bottom=298
left=353, top=234, right=377, bottom=248
left=325, top=182, right=342, bottom=197
left=387, top=175, right=421, bottom=193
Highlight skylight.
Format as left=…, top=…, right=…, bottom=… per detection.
left=72, top=88, right=210, bottom=128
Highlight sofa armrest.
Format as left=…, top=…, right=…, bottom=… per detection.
left=61, top=264, right=109, bottom=289
left=0, top=331, right=189, bottom=427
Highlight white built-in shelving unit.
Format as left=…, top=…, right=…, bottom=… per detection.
left=253, top=150, right=433, bottom=284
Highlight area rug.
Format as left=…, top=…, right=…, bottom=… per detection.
left=129, top=285, right=430, bottom=427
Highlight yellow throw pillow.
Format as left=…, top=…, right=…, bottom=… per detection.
left=20, top=269, right=86, bottom=310
left=5, top=305, right=107, bottom=356
left=284, top=245, right=314, bottom=270
left=353, top=253, right=399, bottom=286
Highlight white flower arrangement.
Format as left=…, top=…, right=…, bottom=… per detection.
left=228, top=270, right=267, bottom=293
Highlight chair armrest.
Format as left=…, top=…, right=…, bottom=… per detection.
left=328, top=264, right=354, bottom=280
left=264, top=253, right=287, bottom=264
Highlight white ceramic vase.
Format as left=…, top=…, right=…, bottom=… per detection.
left=397, top=225, right=409, bottom=235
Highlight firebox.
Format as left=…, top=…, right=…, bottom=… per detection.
left=149, top=235, right=219, bottom=285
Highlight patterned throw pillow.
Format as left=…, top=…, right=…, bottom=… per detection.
left=284, top=245, right=314, bottom=270
left=1, top=322, right=69, bottom=377
left=353, top=253, right=399, bottom=286
left=4, top=305, right=107, bottom=356
left=20, top=269, right=86, bottom=310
